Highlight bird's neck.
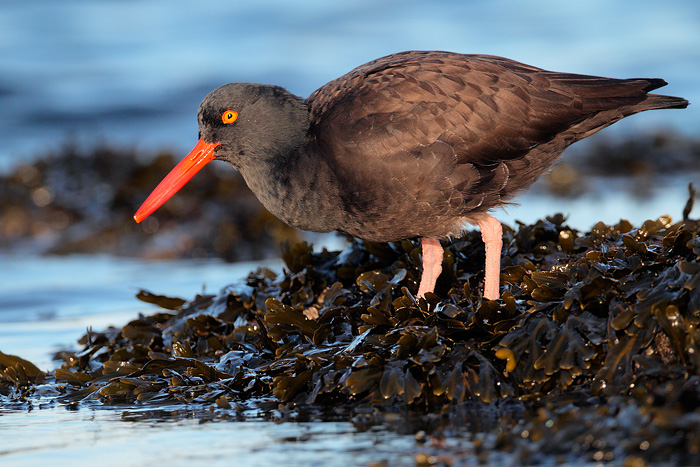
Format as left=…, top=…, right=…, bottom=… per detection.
left=238, top=135, right=344, bottom=234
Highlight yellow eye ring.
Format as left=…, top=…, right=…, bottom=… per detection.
left=222, top=110, right=238, bottom=124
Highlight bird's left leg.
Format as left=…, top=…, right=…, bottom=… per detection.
left=476, top=215, right=503, bottom=300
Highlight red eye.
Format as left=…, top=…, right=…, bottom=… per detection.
left=222, top=110, right=238, bottom=124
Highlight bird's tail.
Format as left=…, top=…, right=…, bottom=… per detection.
left=636, top=78, right=689, bottom=110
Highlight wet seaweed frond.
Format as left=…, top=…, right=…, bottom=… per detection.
left=2, top=204, right=700, bottom=463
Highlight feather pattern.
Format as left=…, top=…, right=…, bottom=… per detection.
left=301, top=51, right=687, bottom=240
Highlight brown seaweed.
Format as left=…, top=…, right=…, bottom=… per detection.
left=2, top=197, right=700, bottom=464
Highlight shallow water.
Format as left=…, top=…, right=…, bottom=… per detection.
left=0, top=407, right=431, bottom=467
left=0, top=254, right=282, bottom=370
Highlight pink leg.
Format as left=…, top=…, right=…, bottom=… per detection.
left=477, top=215, right=503, bottom=300
left=417, top=237, right=443, bottom=298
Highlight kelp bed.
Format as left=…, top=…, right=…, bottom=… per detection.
left=3, top=202, right=700, bottom=465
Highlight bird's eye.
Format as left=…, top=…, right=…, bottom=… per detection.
left=221, top=110, right=238, bottom=124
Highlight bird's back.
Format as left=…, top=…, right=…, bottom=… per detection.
left=305, top=51, right=687, bottom=241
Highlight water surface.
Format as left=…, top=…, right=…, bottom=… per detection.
left=0, top=408, right=429, bottom=467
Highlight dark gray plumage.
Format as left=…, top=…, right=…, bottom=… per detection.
left=301, top=51, right=687, bottom=240
left=136, top=50, right=688, bottom=299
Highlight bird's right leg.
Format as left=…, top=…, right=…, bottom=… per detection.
left=417, top=237, right=443, bottom=298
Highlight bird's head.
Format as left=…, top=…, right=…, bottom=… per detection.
left=133, top=83, right=308, bottom=223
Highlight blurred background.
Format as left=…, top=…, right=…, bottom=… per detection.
left=0, top=1, right=699, bottom=456
left=1, top=0, right=698, bottom=167
left=0, top=0, right=700, bottom=243
left=0, top=1, right=697, bottom=270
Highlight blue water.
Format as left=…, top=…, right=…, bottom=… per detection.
left=0, top=409, right=430, bottom=467
left=1, top=0, right=698, bottom=172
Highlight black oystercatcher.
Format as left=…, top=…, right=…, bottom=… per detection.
left=134, top=51, right=688, bottom=300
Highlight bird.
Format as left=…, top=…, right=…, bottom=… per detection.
left=133, top=51, right=688, bottom=301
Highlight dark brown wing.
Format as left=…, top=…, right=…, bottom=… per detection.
left=305, top=51, right=687, bottom=240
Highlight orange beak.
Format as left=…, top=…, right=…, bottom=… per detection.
left=133, top=139, right=221, bottom=223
